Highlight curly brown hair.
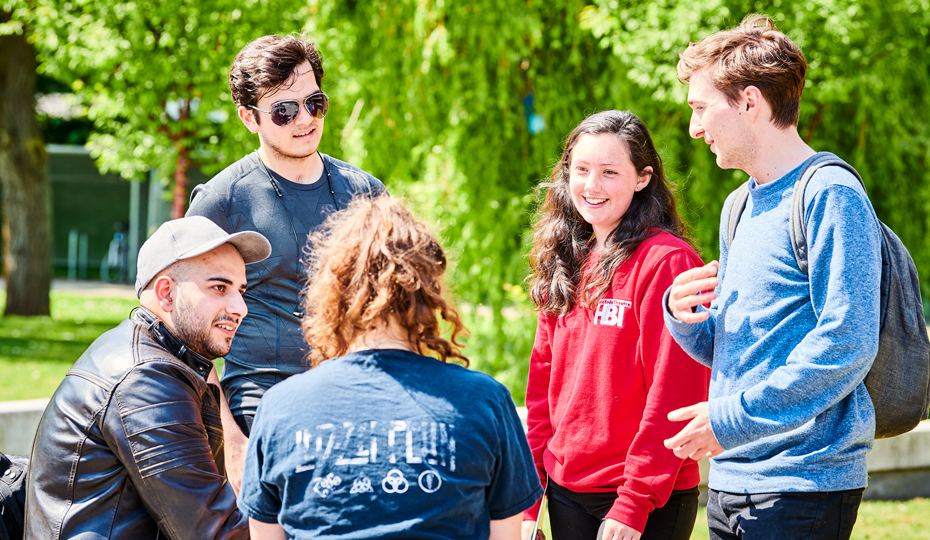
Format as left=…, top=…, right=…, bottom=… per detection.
left=528, top=110, right=693, bottom=315
left=677, top=14, right=807, bottom=129
left=301, top=195, right=469, bottom=367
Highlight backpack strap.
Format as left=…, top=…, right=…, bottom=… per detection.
left=726, top=181, right=752, bottom=249
left=790, top=152, right=866, bottom=275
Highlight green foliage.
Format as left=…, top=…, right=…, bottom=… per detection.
left=288, top=0, right=930, bottom=397
left=15, top=0, right=930, bottom=397
left=581, top=0, right=930, bottom=282
left=28, top=0, right=312, bottom=185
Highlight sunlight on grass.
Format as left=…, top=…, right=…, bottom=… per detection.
left=0, top=290, right=228, bottom=401
left=0, top=290, right=138, bottom=400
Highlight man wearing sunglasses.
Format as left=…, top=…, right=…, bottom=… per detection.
left=187, top=34, right=387, bottom=491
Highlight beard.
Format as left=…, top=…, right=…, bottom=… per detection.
left=261, top=126, right=320, bottom=163
left=172, top=293, right=238, bottom=360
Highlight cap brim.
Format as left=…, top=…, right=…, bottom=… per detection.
left=226, top=231, right=273, bottom=265
left=175, top=230, right=272, bottom=266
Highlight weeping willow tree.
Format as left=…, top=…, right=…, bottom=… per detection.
left=580, top=0, right=930, bottom=277
left=297, top=0, right=930, bottom=402
left=301, top=1, right=617, bottom=398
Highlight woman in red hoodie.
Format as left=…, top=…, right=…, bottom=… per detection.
left=522, top=110, right=711, bottom=540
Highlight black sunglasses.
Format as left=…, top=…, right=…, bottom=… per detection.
left=250, top=91, right=329, bottom=126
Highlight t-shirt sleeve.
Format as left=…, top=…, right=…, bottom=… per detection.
left=186, top=184, right=232, bottom=232
left=486, top=385, right=545, bottom=521
left=237, top=400, right=283, bottom=524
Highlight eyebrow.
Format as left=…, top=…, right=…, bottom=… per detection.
left=207, top=277, right=248, bottom=292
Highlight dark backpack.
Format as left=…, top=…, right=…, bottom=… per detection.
left=0, top=452, right=28, bottom=540
left=726, top=152, right=930, bottom=439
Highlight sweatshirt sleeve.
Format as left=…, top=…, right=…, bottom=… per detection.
left=607, top=249, right=711, bottom=533
left=522, top=311, right=555, bottom=521
left=662, top=193, right=738, bottom=368
left=709, top=178, right=882, bottom=448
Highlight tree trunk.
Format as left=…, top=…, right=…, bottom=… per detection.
left=0, top=14, right=52, bottom=316
left=171, top=145, right=189, bottom=220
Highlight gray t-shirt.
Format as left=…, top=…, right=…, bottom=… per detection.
left=187, top=152, right=386, bottom=418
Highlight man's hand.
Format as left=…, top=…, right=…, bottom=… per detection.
left=521, top=520, right=545, bottom=540
left=668, top=261, right=719, bottom=323
left=598, top=519, right=641, bottom=540
left=664, top=402, right=725, bottom=460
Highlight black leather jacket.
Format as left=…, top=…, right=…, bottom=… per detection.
left=25, top=308, right=249, bottom=539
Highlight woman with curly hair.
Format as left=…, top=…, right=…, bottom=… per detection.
left=522, top=110, right=710, bottom=540
left=239, top=195, right=542, bottom=540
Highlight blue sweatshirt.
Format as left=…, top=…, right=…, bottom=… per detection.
left=664, top=160, right=881, bottom=493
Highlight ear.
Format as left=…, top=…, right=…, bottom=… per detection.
left=740, top=85, right=765, bottom=121
left=635, top=165, right=653, bottom=192
left=238, top=105, right=260, bottom=134
left=153, top=275, right=176, bottom=313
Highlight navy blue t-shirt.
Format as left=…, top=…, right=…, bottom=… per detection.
left=238, top=349, right=542, bottom=539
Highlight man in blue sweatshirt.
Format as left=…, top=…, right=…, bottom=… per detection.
left=662, top=15, right=881, bottom=540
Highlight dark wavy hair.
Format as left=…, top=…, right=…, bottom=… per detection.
left=528, top=110, right=693, bottom=314
left=301, top=195, right=469, bottom=367
left=229, top=34, right=324, bottom=122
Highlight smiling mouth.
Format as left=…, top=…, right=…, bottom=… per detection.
left=294, top=127, right=315, bottom=138
left=583, top=196, right=607, bottom=205
left=216, top=323, right=236, bottom=332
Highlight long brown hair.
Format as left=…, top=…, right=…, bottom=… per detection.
left=302, top=195, right=468, bottom=367
left=528, top=110, right=692, bottom=315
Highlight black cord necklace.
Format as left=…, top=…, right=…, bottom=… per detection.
left=254, top=151, right=336, bottom=318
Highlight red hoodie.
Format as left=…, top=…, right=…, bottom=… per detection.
left=523, top=232, right=711, bottom=533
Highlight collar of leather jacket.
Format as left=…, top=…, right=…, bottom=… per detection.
left=131, top=307, right=215, bottom=381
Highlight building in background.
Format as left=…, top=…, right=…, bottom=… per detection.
left=40, top=144, right=209, bottom=284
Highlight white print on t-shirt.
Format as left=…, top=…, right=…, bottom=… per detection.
left=312, top=473, right=342, bottom=498
left=593, top=299, right=632, bottom=327
left=350, top=474, right=374, bottom=494
left=293, top=420, right=456, bottom=473
left=418, top=470, right=442, bottom=493
left=382, top=469, right=409, bottom=494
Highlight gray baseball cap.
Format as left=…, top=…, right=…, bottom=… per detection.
left=135, top=216, right=272, bottom=297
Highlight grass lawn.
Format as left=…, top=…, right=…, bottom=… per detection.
left=0, top=289, right=226, bottom=400
left=0, top=290, right=139, bottom=400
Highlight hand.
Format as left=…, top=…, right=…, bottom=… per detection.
left=668, top=261, right=719, bottom=323
left=598, top=519, right=641, bottom=540
left=664, top=402, right=725, bottom=460
left=521, top=520, right=546, bottom=540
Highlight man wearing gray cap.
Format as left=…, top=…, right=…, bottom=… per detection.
left=24, top=216, right=271, bottom=540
